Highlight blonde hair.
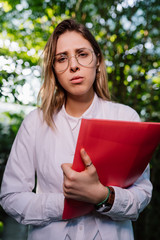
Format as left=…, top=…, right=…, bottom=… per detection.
left=38, top=19, right=110, bottom=128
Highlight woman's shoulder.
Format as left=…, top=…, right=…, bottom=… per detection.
left=22, top=108, right=44, bottom=129
left=107, top=100, right=136, bottom=112
left=99, top=98, right=140, bottom=122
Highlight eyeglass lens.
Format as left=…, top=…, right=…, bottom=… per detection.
left=53, top=48, right=93, bottom=72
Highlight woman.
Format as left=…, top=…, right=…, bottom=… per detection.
left=0, top=19, right=152, bottom=240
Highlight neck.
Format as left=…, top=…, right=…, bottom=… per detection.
left=65, top=92, right=95, bottom=117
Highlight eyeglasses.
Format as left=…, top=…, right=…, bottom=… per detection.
left=53, top=48, right=94, bottom=72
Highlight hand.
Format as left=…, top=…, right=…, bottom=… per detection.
left=61, top=148, right=109, bottom=204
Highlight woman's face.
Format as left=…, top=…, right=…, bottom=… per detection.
left=54, top=31, right=98, bottom=100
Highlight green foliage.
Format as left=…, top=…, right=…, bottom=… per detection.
left=0, top=221, right=4, bottom=235
left=0, top=0, right=159, bottom=239
left=0, top=0, right=159, bottom=119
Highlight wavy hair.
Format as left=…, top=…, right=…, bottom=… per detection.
left=38, top=18, right=110, bottom=128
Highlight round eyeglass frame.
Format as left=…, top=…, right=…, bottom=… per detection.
left=52, top=48, right=95, bottom=72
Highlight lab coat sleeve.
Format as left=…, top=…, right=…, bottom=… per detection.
left=100, top=105, right=153, bottom=221
left=104, top=165, right=152, bottom=221
left=0, top=110, right=64, bottom=226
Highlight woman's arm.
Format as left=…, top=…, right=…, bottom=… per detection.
left=105, top=165, right=152, bottom=221
left=0, top=111, right=64, bottom=226
left=62, top=150, right=152, bottom=221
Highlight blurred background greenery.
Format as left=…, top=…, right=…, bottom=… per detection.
left=0, top=0, right=159, bottom=239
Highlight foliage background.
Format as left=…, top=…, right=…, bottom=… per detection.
left=0, top=0, right=160, bottom=239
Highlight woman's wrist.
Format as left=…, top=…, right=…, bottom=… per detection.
left=94, top=184, right=110, bottom=205
left=95, top=186, right=115, bottom=212
left=96, top=186, right=110, bottom=206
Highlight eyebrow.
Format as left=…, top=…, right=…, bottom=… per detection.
left=55, top=47, right=90, bottom=56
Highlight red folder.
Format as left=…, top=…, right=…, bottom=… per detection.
left=62, top=119, right=160, bottom=220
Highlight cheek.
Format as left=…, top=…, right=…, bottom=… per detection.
left=87, top=58, right=98, bottom=81
left=57, top=78, right=67, bottom=89
left=87, top=67, right=97, bottom=82
left=55, top=73, right=66, bottom=87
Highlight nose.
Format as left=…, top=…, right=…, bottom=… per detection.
left=69, top=56, right=80, bottom=72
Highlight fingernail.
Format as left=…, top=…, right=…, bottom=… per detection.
left=81, top=148, right=86, bottom=154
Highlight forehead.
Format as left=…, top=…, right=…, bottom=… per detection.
left=56, top=31, right=93, bottom=54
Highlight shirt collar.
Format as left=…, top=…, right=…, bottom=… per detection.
left=61, top=93, right=99, bottom=130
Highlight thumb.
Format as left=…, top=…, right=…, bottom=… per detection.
left=61, top=163, right=72, bottom=176
left=61, top=163, right=72, bottom=169
left=80, top=148, right=93, bottom=168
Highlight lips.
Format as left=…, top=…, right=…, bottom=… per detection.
left=70, top=76, right=84, bottom=84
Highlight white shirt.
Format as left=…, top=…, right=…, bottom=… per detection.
left=0, top=94, right=152, bottom=240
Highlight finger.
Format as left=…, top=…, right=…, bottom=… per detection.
left=80, top=148, right=93, bottom=168
left=61, top=163, right=77, bottom=182
left=61, top=163, right=72, bottom=176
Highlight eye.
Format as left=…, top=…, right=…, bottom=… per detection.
left=55, top=54, right=68, bottom=63
left=78, top=51, right=88, bottom=58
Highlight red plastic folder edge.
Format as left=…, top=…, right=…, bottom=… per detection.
left=62, top=119, right=160, bottom=220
